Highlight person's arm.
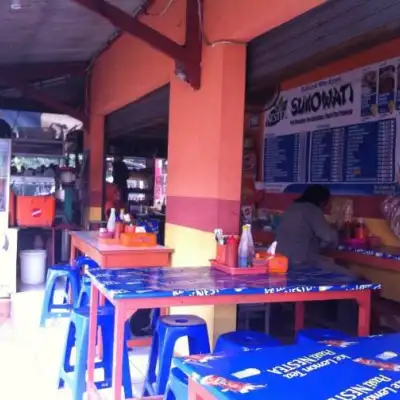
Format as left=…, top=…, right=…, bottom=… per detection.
left=310, top=207, right=338, bottom=246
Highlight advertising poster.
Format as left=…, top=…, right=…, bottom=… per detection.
left=263, top=57, right=400, bottom=195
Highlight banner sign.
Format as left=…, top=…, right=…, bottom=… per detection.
left=263, top=57, right=400, bottom=195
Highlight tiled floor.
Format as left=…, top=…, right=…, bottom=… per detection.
left=0, top=287, right=150, bottom=399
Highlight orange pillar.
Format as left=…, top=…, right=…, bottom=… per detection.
left=88, top=114, right=105, bottom=222
left=166, top=43, right=246, bottom=345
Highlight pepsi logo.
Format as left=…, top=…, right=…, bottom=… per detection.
left=32, top=208, right=42, bottom=217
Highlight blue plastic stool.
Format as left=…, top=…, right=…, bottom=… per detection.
left=75, top=256, right=98, bottom=275
left=63, top=256, right=98, bottom=304
left=58, top=306, right=132, bottom=400
left=296, top=328, right=350, bottom=345
left=76, top=279, right=91, bottom=308
left=143, top=315, right=210, bottom=396
left=39, top=264, right=80, bottom=327
left=164, top=368, right=188, bottom=400
left=214, top=330, right=281, bottom=353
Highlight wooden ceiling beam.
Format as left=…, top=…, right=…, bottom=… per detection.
left=72, top=0, right=202, bottom=89
left=0, top=75, right=88, bottom=126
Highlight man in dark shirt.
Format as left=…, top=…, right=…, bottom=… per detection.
left=112, top=156, right=129, bottom=204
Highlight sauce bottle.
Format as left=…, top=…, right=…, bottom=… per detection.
left=238, top=225, right=250, bottom=268
left=107, top=208, right=116, bottom=234
left=226, top=235, right=239, bottom=267
left=355, top=218, right=367, bottom=240
left=342, top=220, right=353, bottom=240
left=245, top=224, right=255, bottom=265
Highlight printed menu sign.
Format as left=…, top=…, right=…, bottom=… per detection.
left=267, top=349, right=351, bottom=379
left=329, top=375, right=400, bottom=399
left=0, top=139, right=10, bottom=213
left=266, top=348, right=400, bottom=398
left=263, top=56, right=400, bottom=195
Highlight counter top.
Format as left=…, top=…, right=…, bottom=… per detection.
left=326, top=245, right=400, bottom=272
left=253, top=229, right=400, bottom=272
left=336, top=244, right=400, bottom=260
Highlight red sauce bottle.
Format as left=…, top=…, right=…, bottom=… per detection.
left=342, top=220, right=354, bottom=240
left=114, top=221, right=123, bottom=239
left=226, top=236, right=239, bottom=267
left=355, top=218, right=367, bottom=240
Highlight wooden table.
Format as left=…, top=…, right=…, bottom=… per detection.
left=86, top=265, right=378, bottom=400
left=69, top=230, right=173, bottom=268
left=69, top=230, right=173, bottom=349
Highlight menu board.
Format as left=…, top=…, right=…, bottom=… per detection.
left=263, top=56, right=400, bottom=195
left=263, top=132, right=308, bottom=183
left=0, top=139, right=11, bottom=213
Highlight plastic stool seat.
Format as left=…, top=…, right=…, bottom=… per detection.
left=143, top=315, right=210, bottom=397
left=58, top=306, right=132, bottom=400
left=214, top=330, right=281, bottom=353
left=161, top=315, right=206, bottom=327
left=74, top=256, right=99, bottom=272
left=39, top=264, right=80, bottom=327
left=52, top=264, right=76, bottom=272
left=297, top=328, right=351, bottom=345
left=164, top=368, right=188, bottom=400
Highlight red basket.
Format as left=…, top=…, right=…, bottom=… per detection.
left=16, top=195, right=55, bottom=227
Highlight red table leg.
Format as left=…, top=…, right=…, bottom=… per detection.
left=96, top=293, right=106, bottom=359
left=357, top=290, right=371, bottom=336
left=69, top=240, right=76, bottom=265
left=294, top=302, right=305, bottom=332
left=189, top=378, right=215, bottom=400
left=111, top=303, right=128, bottom=400
left=87, top=283, right=99, bottom=397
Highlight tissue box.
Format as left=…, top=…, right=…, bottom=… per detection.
left=253, top=252, right=288, bottom=273
left=267, top=254, right=288, bottom=274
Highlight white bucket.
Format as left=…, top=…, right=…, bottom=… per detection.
left=20, top=250, right=47, bottom=285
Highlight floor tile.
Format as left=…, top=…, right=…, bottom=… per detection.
left=0, top=288, right=149, bottom=399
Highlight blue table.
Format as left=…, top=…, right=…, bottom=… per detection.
left=322, top=333, right=400, bottom=370
left=88, top=264, right=379, bottom=299
left=86, top=265, right=379, bottom=400
left=175, top=334, right=400, bottom=399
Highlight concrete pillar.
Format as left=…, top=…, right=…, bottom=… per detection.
left=166, top=43, right=246, bottom=346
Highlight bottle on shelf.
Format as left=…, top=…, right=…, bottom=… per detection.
left=238, top=225, right=250, bottom=268
left=342, top=219, right=353, bottom=240
left=355, top=218, right=367, bottom=240
left=107, top=208, right=117, bottom=234
left=119, top=208, right=125, bottom=222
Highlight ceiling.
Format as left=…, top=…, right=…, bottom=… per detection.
left=3, top=0, right=400, bottom=147
left=107, top=0, right=400, bottom=145
left=247, top=0, right=400, bottom=102
left=0, top=0, right=149, bottom=113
